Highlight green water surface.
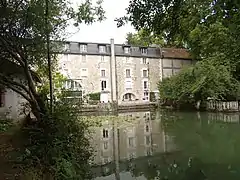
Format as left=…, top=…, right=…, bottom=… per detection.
left=91, top=110, right=240, bottom=180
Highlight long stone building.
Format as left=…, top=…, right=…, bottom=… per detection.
left=58, top=39, right=192, bottom=104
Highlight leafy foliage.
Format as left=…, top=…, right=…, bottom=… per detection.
left=38, top=72, right=67, bottom=101
left=88, top=92, right=101, bottom=101
left=0, top=0, right=105, bottom=119
left=0, top=120, right=13, bottom=133
left=158, top=60, right=240, bottom=107
left=20, top=98, right=92, bottom=179
left=126, top=29, right=165, bottom=47
left=150, top=92, right=156, bottom=102
left=119, top=0, right=240, bottom=103
left=0, top=0, right=105, bottom=179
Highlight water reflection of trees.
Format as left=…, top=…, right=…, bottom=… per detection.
left=131, top=111, right=240, bottom=180
left=123, top=111, right=240, bottom=180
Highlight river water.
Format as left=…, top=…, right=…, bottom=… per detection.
left=89, top=110, right=240, bottom=180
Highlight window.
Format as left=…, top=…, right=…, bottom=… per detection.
left=72, top=81, right=81, bottom=91
left=146, top=125, right=149, bottom=132
left=101, top=69, right=106, bottom=77
left=145, top=136, right=151, bottom=146
left=126, top=69, right=131, bottom=78
left=142, top=58, right=147, bottom=64
left=143, top=81, right=148, bottom=89
left=144, top=112, right=150, bottom=121
left=124, top=93, right=134, bottom=101
left=145, top=148, right=152, bottom=156
left=81, top=55, right=86, bottom=63
left=128, top=137, right=136, bottom=148
left=103, top=129, right=108, bottom=138
left=125, top=80, right=132, bottom=89
left=140, top=48, right=147, bottom=55
left=0, top=88, right=4, bottom=107
left=124, top=47, right=130, bottom=54
left=103, top=141, right=108, bottom=150
left=81, top=68, right=88, bottom=77
left=99, top=45, right=106, bottom=53
left=144, top=112, right=150, bottom=117
left=80, top=44, right=87, bottom=52
left=101, top=80, right=107, bottom=91
left=143, top=92, right=149, bottom=100
left=64, top=80, right=72, bottom=89
left=143, top=70, right=148, bottom=77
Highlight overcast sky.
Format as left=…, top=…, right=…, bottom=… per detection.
left=67, top=0, right=135, bottom=44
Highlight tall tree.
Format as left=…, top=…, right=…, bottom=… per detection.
left=117, top=0, right=240, bottom=103
left=0, top=0, right=105, bottom=120
left=117, top=0, right=240, bottom=78
left=126, top=29, right=166, bottom=47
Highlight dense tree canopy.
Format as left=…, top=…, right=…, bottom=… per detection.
left=159, top=60, right=240, bottom=107
left=126, top=29, right=185, bottom=47
left=126, top=29, right=165, bottom=47
left=118, top=0, right=240, bottom=105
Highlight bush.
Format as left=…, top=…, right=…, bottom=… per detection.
left=87, top=92, right=100, bottom=101
left=0, top=119, right=13, bottom=133
left=19, top=98, right=93, bottom=179
left=150, top=92, right=156, bottom=102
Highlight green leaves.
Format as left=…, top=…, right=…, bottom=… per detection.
left=75, top=0, right=105, bottom=26
left=122, top=0, right=240, bottom=103
left=126, top=29, right=165, bottom=47
left=0, top=1, right=106, bottom=179
left=159, top=60, right=240, bottom=105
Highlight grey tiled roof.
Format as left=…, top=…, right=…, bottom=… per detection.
left=61, top=41, right=190, bottom=59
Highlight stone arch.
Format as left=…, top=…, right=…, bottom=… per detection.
left=122, top=93, right=136, bottom=101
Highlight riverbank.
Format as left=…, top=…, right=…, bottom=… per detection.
left=80, top=102, right=158, bottom=113
left=159, top=100, right=240, bottom=113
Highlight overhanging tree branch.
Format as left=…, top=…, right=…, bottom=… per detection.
left=0, top=73, right=31, bottom=95
left=0, top=79, right=32, bottom=103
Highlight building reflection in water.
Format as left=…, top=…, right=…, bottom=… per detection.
left=89, top=111, right=176, bottom=179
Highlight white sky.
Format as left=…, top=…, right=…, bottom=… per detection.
left=67, top=0, right=135, bottom=44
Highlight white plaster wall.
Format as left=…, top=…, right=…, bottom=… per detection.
left=0, top=88, right=27, bottom=120
left=163, top=69, right=173, bottom=78
left=0, top=76, right=30, bottom=120
left=162, top=59, right=172, bottom=67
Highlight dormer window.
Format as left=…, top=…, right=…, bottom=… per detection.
left=124, top=46, right=130, bottom=54
left=80, top=44, right=87, bottom=52
left=99, top=45, right=106, bottom=53
left=140, top=47, right=147, bottom=55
